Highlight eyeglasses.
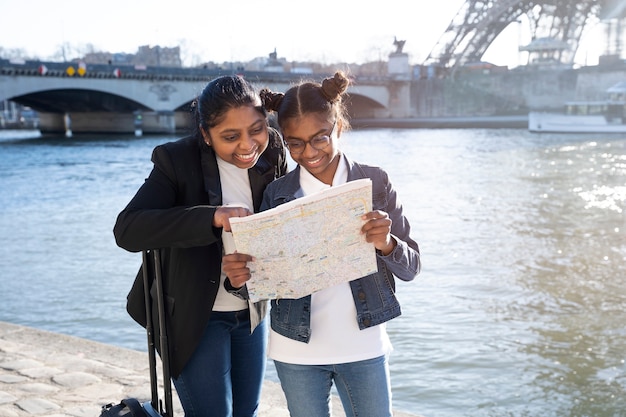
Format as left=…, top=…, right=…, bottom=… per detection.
left=284, top=121, right=336, bottom=154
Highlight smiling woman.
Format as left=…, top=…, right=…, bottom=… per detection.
left=112, top=74, right=288, bottom=417
left=231, top=70, right=422, bottom=417
left=199, top=106, right=270, bottom=169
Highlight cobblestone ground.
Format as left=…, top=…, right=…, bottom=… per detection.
left=0, top=321, right=418, bottom=417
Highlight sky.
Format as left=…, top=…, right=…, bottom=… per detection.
left=0, top=0, right=607, bottom=68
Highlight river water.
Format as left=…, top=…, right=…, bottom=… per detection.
left=0, top=127, right=624, bottom=417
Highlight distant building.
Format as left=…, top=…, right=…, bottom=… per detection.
left=290, top=67, right=313, bottom=74
left=82, top=51, right=116, bottom=65
left=358, top=61, right=388, bottom=77
left=73, top=39, right=424, bottom=78
left=244, top=57, right=269, bottom=71
left=135, top=45, right=182, bottom=67
left=82, top=45, right=182, bottom=67
left=519, top=37, right=570, bottom=67
left=264, top=49, right=286, bottom=72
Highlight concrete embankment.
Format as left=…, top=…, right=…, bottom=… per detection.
left=0, top=321, right=420, bottom=417
left=352, top=115, right=528, bottom=129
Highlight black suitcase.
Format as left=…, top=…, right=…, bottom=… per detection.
left=100, top=249, right=174, bottom=417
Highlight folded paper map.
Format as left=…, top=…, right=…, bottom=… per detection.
left=230, top=178, right=377, bottom=301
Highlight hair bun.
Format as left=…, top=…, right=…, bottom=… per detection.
left=260, top=88, right=284, bottom=112
left=321, top=71, right=349, bottom=102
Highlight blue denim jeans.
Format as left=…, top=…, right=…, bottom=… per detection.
left=172, top=310, right=267, bottom=417
left=273, top=355, right=392, bottom=417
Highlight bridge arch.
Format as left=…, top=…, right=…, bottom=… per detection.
left=13, top=88, right=150, bottom=114
left=345, top=92, right=388, bottom=119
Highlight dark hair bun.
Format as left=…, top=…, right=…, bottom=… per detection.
left=321, top=71, right=350, bottom=102
left=260, top=88, right=284, bottom=112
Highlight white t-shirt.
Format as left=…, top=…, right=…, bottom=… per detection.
left=212, top=156, right=252, bottom=312
left=268, top=154, right=392, bottom=364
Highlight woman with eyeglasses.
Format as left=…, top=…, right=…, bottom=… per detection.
left=222, top=71, right=421, bottom=417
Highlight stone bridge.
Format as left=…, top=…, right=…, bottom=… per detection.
left=0, top=60, right=411, bottom=134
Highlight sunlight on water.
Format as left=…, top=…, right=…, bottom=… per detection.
left=577, top=185, right=626, bottom=213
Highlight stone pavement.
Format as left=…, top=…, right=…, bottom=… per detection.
left=0, top=321, right=420, bottom=417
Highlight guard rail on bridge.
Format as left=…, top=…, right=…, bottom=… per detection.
left=0, top=58, right=326, bottom=83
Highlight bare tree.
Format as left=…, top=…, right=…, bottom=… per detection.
left=0, top=47, right=31, bottom=61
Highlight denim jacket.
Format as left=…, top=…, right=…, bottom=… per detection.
left=260, top=154, right=421, bottom=343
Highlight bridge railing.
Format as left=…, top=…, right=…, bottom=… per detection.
left=0, top=58, right=405, bottom=85
left=0, top=58, right=332, bottom=83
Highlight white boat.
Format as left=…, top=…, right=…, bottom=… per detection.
left=528, top=81, right=626, bottom=133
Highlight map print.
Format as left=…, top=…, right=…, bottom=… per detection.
left=229, top=179, right=377, bottom=301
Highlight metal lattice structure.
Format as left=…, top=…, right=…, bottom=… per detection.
left=424, top=0, right=626, bottom=73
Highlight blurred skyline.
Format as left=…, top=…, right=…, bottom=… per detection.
left=0, top=0, right=608, bottom=68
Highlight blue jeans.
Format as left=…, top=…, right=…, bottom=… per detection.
left=172, top=310, right=267, bottom=417
left=274, top=355, right=392, bottom=417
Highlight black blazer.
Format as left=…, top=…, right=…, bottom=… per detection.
left=114, top=129, right=287, bottom=378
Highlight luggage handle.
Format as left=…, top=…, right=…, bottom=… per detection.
left=142, top=249, right=174, bottom=417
